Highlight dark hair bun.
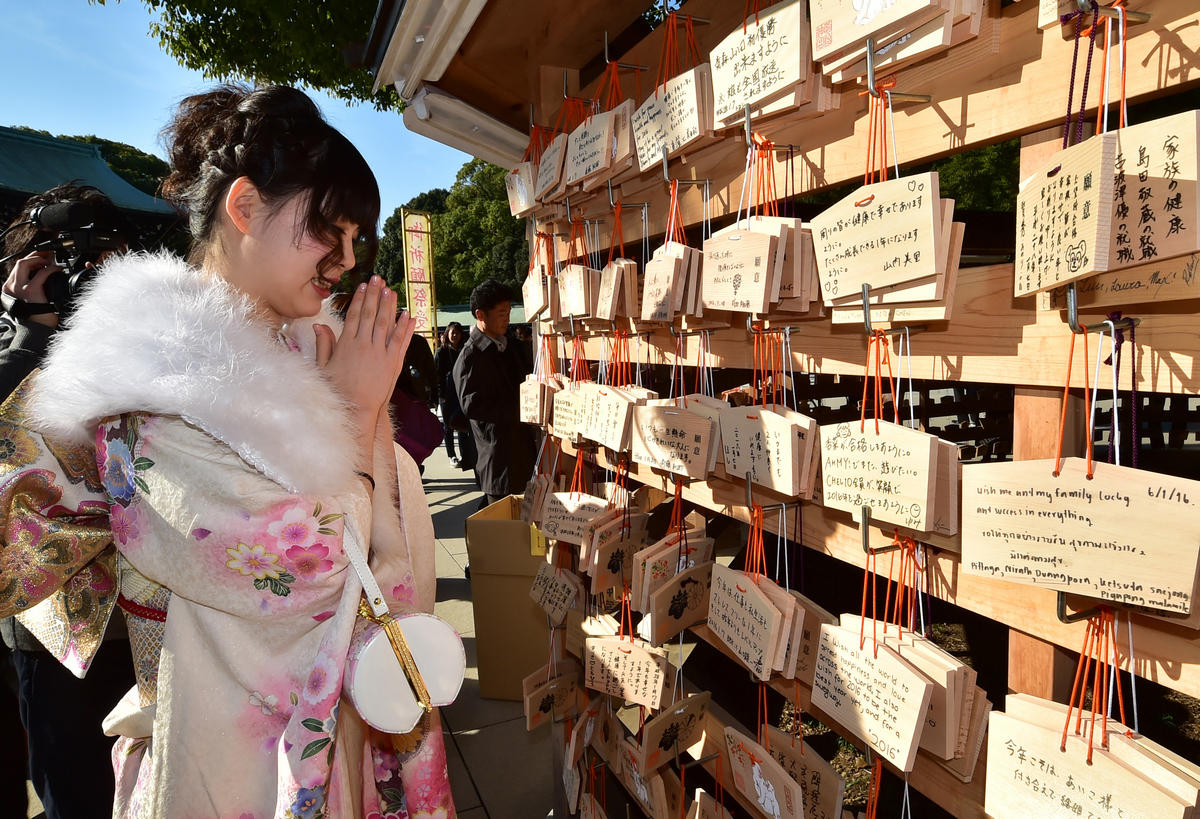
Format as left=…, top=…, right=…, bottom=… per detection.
left=160, top=84, right=379, bottom=277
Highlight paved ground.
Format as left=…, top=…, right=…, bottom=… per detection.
left=422, top=443, right=557, bottom=818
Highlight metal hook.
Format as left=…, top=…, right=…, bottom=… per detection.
left=566, top=196, right=575, bottom=223
left=865, top=38, right=931, bottom=103
left=861, top=506, right=902, bottom=554
left=604, top=30, right=648, bottom=71
left=862, top=283, right=927, bottom=336
left=1073, top=0, right=1150, bottom=22
left=1065, top=282, right=1141, bottom=334
left=1056, top=591, right=1104, bottom=624
left=744, top=104, right=753, bottom=147
left=745, top=473, right=754, bottom=510
left=680, top=752, right=721, bottom=769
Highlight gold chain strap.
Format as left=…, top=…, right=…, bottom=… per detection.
left=358, top=599, right=433, bottom=713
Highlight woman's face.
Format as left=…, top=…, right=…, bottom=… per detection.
left=236, top=192, right=358, bottom=325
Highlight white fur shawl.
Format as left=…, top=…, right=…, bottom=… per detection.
left=28, top=251, right=360, bottom=495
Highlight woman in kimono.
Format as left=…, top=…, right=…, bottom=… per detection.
left=0, top=85, right=454, bottom=818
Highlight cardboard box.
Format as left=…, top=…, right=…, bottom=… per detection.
left=465, top=495, right=552, bottom=700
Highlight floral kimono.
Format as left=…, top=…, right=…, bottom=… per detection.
left=0, top=252, right=453, bottom=818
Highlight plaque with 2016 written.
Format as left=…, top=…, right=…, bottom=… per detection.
left=961, top=457, right=1200, bottom=615
left=811, top=623, right=933, bottom=772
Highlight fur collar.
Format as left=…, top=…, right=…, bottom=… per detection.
left=28, top=251, right=359, bottom=495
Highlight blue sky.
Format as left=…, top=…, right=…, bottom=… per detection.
left=0, top=0, right=470, bottom=227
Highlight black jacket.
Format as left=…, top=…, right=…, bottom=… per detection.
left=452, top=326, right=535, bottom=496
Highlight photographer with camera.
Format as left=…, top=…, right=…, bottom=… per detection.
left=0, top=182, right=135, bottom=819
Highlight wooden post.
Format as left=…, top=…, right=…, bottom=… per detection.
left=1004, top=126, right=1093, bottom=701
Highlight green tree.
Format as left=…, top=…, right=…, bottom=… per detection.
left=432, top=160, right=527, bottom=304
left=92, top=0, right=401, bottom=110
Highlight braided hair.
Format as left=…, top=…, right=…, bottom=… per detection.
left=160, top=85, right=379, bottom=279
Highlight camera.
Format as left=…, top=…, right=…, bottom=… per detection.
left=0, top=201, right=126, bottom=319
left=41, top=224, right=125, bottom=315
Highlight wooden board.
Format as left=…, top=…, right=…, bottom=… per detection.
left=708, top=564, right=783, bottom=681
left=583, top=636, right=669, bottom=709
left=809, top=0, right=945, bottom=63
left=819, top=419, right=940, bottom=532
left=721, top=404, right=819, bottom=498
left=1044, top=249, right=1200, bottom=310
left=540, top=491, right=612, bottom=546
left=506, top=161, right=538, bottom=216
left=985, top=710, right=1191, bottom=819
left=961, top=457, right=1200, bottom=615
left=630, top=404, right=718, bottom=479
left=710, top=0, right=809, bottom=122
left=724, top=727, right=807, bottom=819
left=766, top=725, right=846, bottom=819
left=632, top=64, right=713, bottom=173
left=1014, top=133, right=1116, bottom=296
left=638, top=692, right=711, bottom=773
left=535, top=132, right=568, bottom=200
left=702, top=229, right=777, bottom=313
left=647, top=560, right=714, bottom=645
left=811, top=623, right=934, bottom=772
left=810, top=173, right=944, bottom=303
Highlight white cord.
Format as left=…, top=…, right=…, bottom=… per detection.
left=1128, top=612, right=1140, bottom=733
left=1107, top=614, right=1119, bottom=718
left=917, top=545, right=927, bottom=636
left=1118, top=7, right=1128, bottom=127
left=785, top=328, right=799, bottom=412
left=885, top=90, right=901, bottom=179
left=1088, top=325, right=1109, bottom=445
left=780, top=506, right=790, bottom=592
left=735, top=144, right=756, bottom=229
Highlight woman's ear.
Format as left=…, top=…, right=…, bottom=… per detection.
left=223, top=176, right=261, bottom=236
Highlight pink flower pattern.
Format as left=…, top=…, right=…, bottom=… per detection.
left=286, top=543, right=334, bottom=578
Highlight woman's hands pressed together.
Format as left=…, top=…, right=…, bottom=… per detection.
left=315, top=275, right=415, bottom=438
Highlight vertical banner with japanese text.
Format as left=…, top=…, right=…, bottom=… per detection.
left=402, top=210, right=437, bottom=343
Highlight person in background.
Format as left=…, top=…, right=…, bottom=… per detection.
left=435, top=321, right=474, bottom=469
left=389, top=331, right=443, bottom=470
left=0, top=183, right=136, bottom=819
left=452, top=279, right=535, bottom=509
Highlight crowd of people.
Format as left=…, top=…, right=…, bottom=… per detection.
left=0, top=84, right=535, bottom=818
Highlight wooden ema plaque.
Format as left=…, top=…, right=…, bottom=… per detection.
left=702, top=229, right=777, bottom=314
left=1102, top=110, right=1200, bottom=275
left=707, top=564, right=782, bottom=681
left=723, top=727, right=805, bottom=819
left=1014, top=133, right=1117, bottom=296
left=1044, top=249, right=1200, bottom=310
left=567, top=697, right=602, bottom=768
left=791, top=592, right=837, bottom=689
left=637, top=692, right=711, bottom=773
left=811, top=623, right=933, bottom=772
left=541, top=491, right=611, bottom=546
left=721, top=404, right=819, bottom=499
left=583, top=636, right=669, bottom=709
left=520, top=475, right=550, bottom=525
left=579, top=506, right=622, bottom=567
left=596, top=259, right=637, bottom=320
left=618, top=738, right=673, bottom=817
left=647, top=560, right=714, bottom=645
left=522, top=666, right=579, bottom=731
left=986, top=710, right=1191, bottom=819
left=564, top=109, right=614, bottom=186
left=590, top=512, right=650, bottom=594
left=632, top=64, right=713, bottom=173
left=710, top=0, right=809, bottom=122
left=686, top=790, right=733, bottom=819
left=559, top=263, right=595, bottom=317
left=630, top=404, right=718, bottom=480
left=819, top=420, right=940, bottom=531
left=765, top=725, right=846, bottom=819
left=519, top=376, right=549, bottom=426
left=641, top=244, right=684, bottom=322
left=810, top=173, right=944, bottom=303
left=529, top=562, right=581, bottom=625
left=961, top=457, right=1200, bottom=615
left=809, top=0, right=944, bottom=63
left=636, top=534, right=715, bottom=612
left=506, top=162, right=537, bottom=217
left=838, top=614, right=960, bottom=760
left=534, top=132, right=567, bottom=200
left=550, top=385, right=585, bottom=442
left=522, top=263, right=548, bottom=319
left=583, top=386, right=634, bottom=452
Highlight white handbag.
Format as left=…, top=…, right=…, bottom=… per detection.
left=341, top=522, right=466, bottom=734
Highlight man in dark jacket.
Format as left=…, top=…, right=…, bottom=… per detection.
left=453, top=279, right=536, bottom=507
